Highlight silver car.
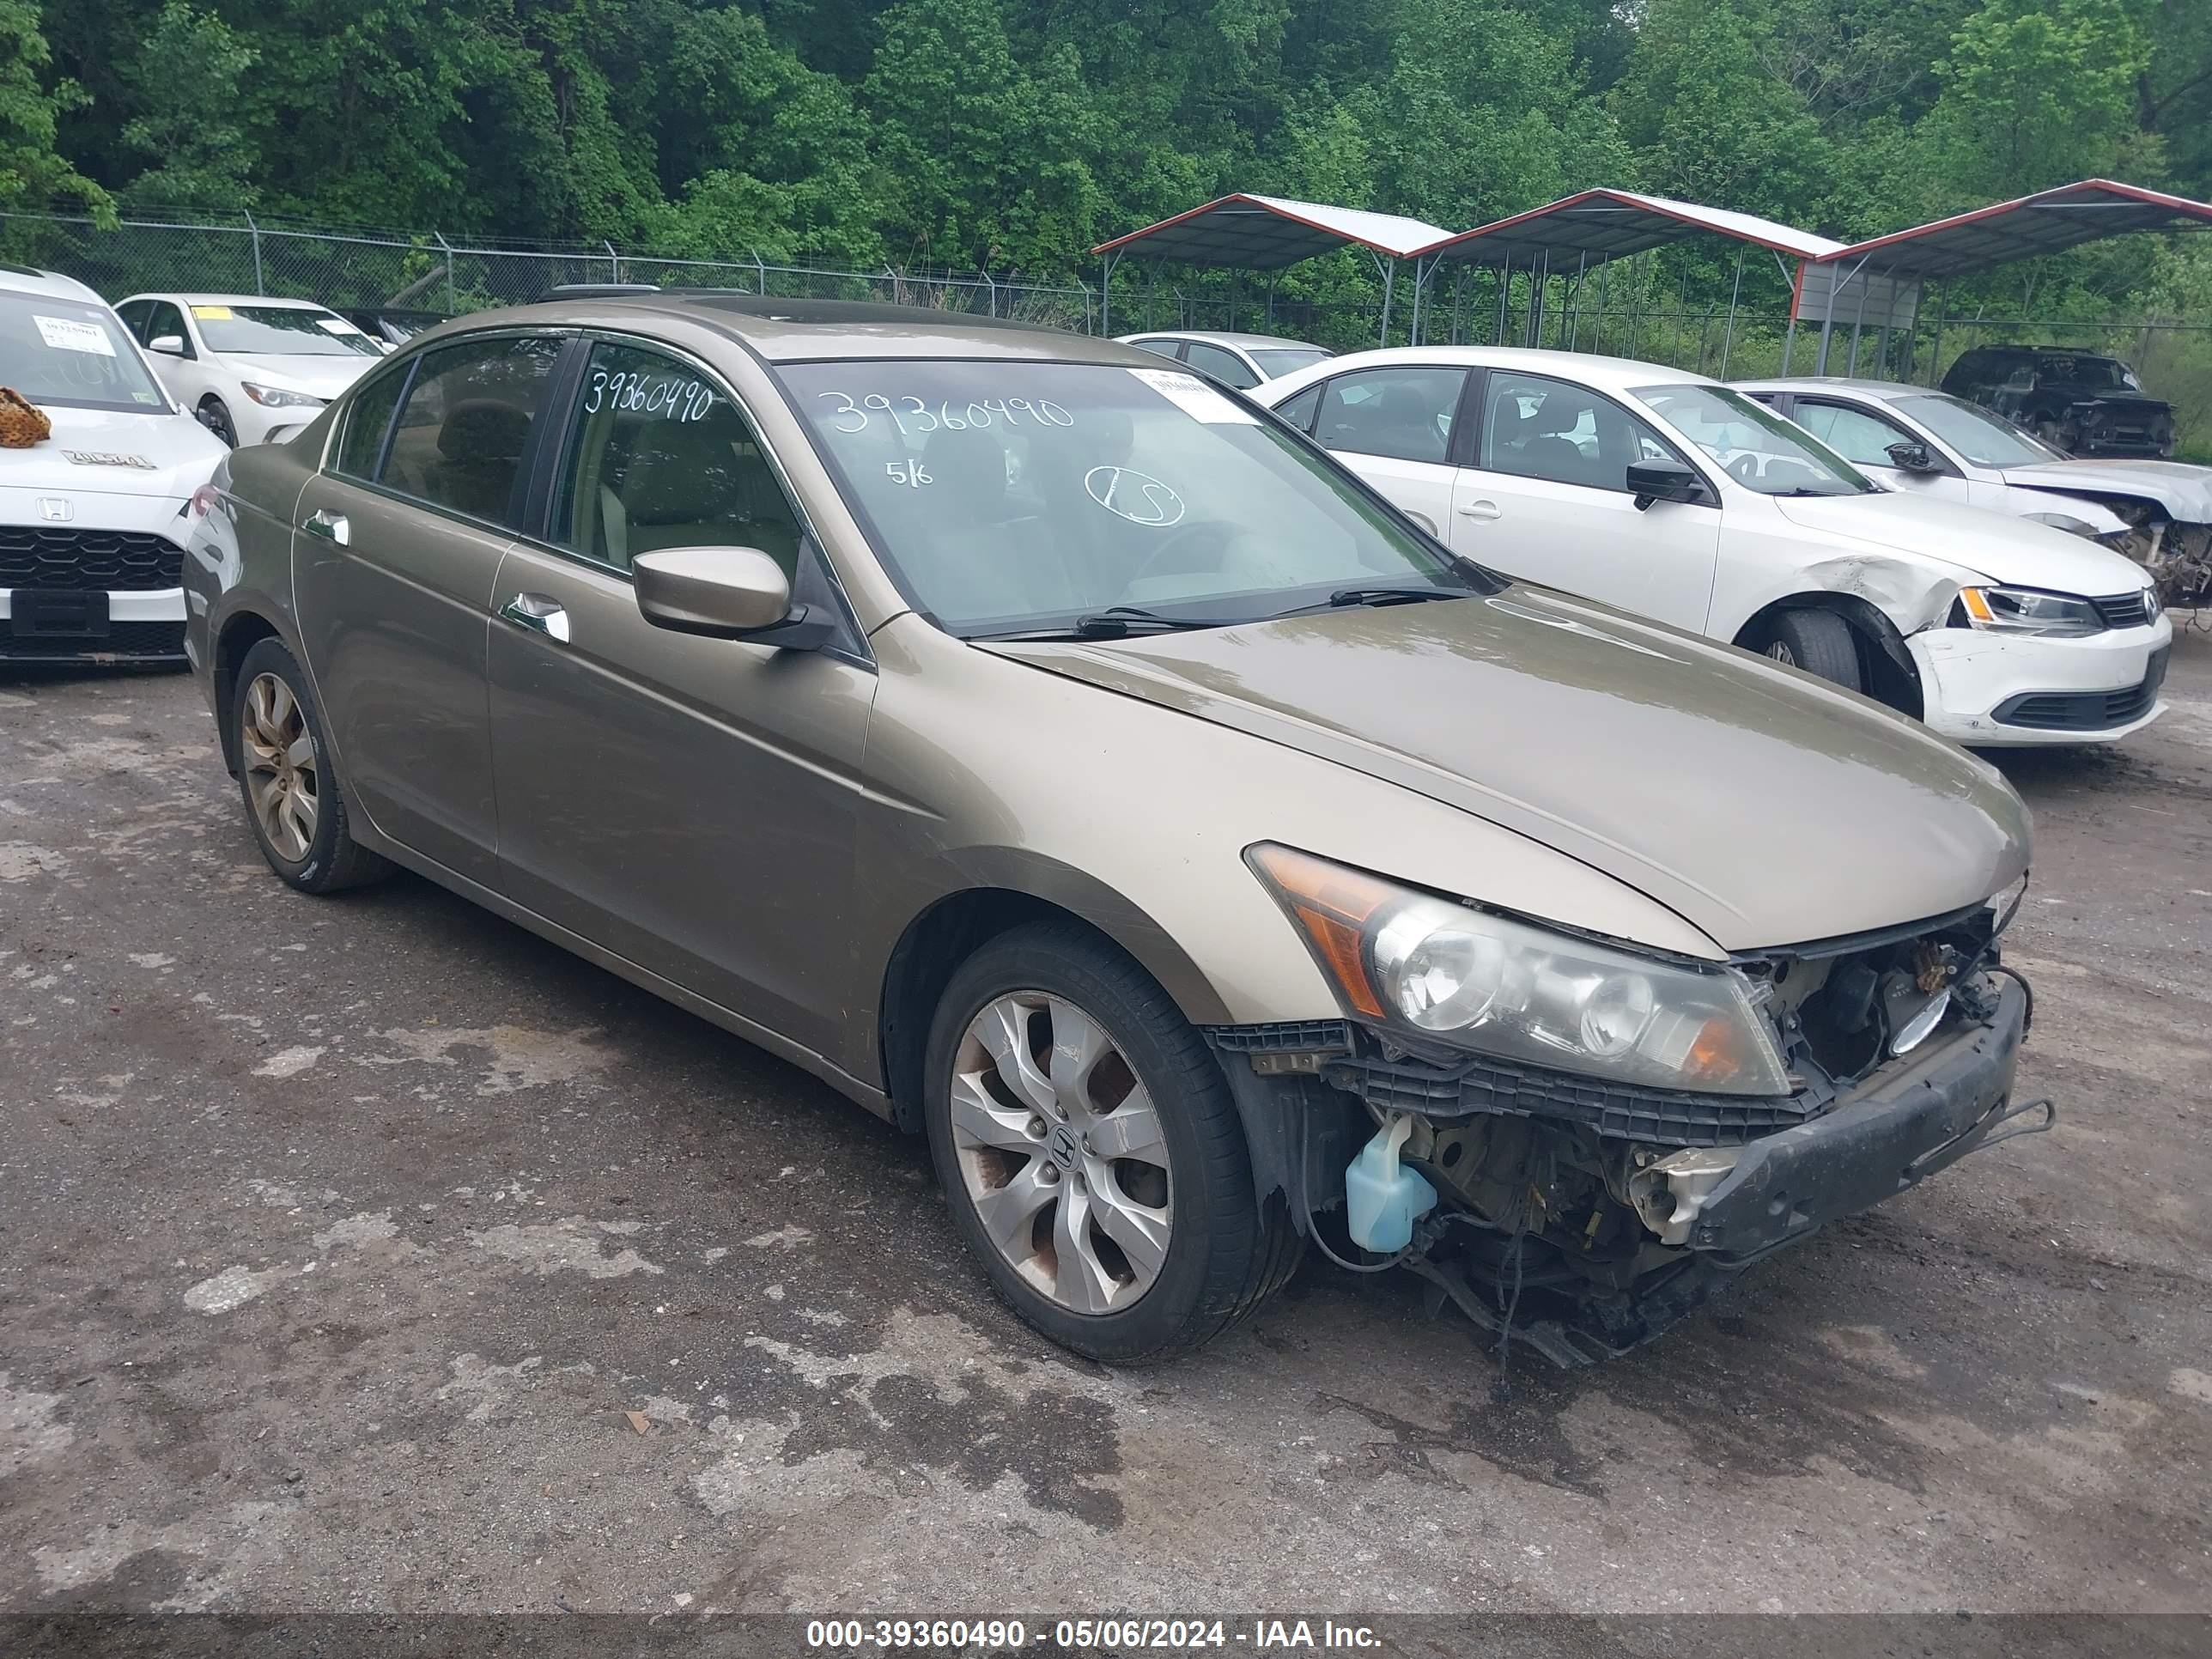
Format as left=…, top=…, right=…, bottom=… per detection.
left=1115, top=330, right=1332, bottom=389
left=182, top=294, right=2049, bottom=1366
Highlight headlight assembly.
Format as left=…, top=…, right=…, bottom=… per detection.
left=1246, top=844, right=1792, bottom=1097
left=240, top=382, right=326, bottom=409
left=1954, top=586, right=2104, bottom=637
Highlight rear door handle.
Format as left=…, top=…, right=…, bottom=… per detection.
left=1456, top=500, right=1502, bottom=521
left=499, top=592, right=570, bottom=644
left=301, top=508, right=349, bottom=545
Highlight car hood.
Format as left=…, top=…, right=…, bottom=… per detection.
left=1997, top=459, right=2212, bottom=522
left=220, top=353, right=375, bottom=399
left=0, top=404, right=225, bottom=498
left=1770, top=490, right=2152, bottom=593
left=986, top=587, right=2030, bottom=953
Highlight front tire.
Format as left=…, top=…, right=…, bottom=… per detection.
left=231, top=637, right=392, bottom=894
left=198, top=398, right=238, bottom=448
left=1759, top=609, right=1862, bottom=693
left=923, top=921, right=1297, bottom=1364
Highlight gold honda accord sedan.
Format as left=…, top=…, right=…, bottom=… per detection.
left=182, top=294, right=2049, bottom=1366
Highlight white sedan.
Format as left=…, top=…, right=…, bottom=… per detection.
left=1115, top=330, right=1331, bottom=390
left=1735, top=376, right=2212, bottom=611
left=113, top=293, right=384, bottom=447
left=1251, top=346, right=2172, bottom=745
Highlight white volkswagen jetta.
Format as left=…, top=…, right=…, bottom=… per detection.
left=0, top=267, right=224, bottom=665
left=113, top=292, right=383, bottom=447
left=1253, top=347, right=2171, bottom=745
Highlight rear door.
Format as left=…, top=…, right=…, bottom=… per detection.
left=1450, top=368, right=1720, bottom=631
left=291, top=331, right=567, bottom=884
left=1306, top=364, right=1468, bottom=540
left=485, top=336, right=876, bottom=1056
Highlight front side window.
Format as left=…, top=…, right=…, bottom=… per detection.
left=1480, top=372, right=1681, bottom=491
left=0, top=290, right=171, bottom=412
left=1182, top=341, right=1260, bottom=391
left=1893, top=392, right=2063, bottom=467
left=191, top=304, right=383, bottom=358
left=145, top=301, right=194, bottom=356
left=552, top=342, right=804, bottom=576
left=787, top=359, right=1472, bottom=638
left=1272, top=382, right=1322, bottom=434
left=1790, top=400, right=1918, bottom=469
left=1632, top=383, right=1870, bottom=496
left=380, top=334, right=563, bottom=523
left=1316, top=367, right=1465, bottom=465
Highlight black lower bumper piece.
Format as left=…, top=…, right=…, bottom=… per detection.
left=1684, top=978, right=2044, bottom=1263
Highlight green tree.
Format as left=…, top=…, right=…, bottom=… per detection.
left=0, top=0, right=110, bottom=222
left=117, top=1, right=259, bottom=210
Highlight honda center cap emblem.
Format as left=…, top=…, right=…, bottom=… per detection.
left=38, top=498, right=71, bottom=522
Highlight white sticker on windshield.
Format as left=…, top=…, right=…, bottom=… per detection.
left=34, top=315, right=115, bottom=356
left=1128, top=367, right=1257, bottom=424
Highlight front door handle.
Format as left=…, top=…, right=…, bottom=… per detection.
left=1456, top=500, right=1502, bottom=521
left=499, top=592, right=570, bottom=644
left=301, top=508, right=349, bottom=545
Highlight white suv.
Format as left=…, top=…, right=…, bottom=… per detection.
left=114, top=292, right=385, bottom=447
left=0, top=267, right=224, bottom=665
left=1253, top=347, right=2172, bottom=746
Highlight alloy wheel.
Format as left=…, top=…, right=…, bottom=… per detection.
left=949, top=991, right=1173, bottom=1316
left=240, top=672, right=319, bottom=860
left=1765, top=641, right=1796, bottom=667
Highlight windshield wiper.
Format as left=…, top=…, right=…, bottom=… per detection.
left=977, top=605, right=1240, bottom=641
left=1260, top=584, right=1471, bottom=621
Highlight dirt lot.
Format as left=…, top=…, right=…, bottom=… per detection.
left=2, top=632, right=2208, bottom=1624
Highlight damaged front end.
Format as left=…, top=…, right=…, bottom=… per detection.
left=1214, top=853, right=2053, bottom=1367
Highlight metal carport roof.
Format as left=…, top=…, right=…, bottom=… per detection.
left=1091, top=193, right=1453, bottom=267
left=1413, top=188, right=1844, bottom=266
left=1812, top=178, right=2212, bottom=279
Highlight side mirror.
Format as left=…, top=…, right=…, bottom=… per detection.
left=1885, top=440, right=1941, bottom=474
left=1626, top=459, right=1706, bottom=510
left=633, top=546, right=833, bottom=648
left=149, top=335, right=186, bottom=356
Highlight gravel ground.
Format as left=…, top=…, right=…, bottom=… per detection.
left=1, top=631, right=2208, bottom=1624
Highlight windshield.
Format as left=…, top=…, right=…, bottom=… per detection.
left=1632, top=383, right=1873, bottom=496
left=1250, top=347, right=1332, bottom=378
left=787, top=360, right=1475, bottom=637
left=1893, top=392, right=2065, bottom=467
left=0, top=290, right=169, bottom=413
left=193, top=304, right=383, bottom=357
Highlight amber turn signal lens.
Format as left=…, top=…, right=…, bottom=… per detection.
left=1247, top=843, right=1393, bottom=1018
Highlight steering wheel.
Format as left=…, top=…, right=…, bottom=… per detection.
left=1728, top=452, right=1764, bottom=485
left=1126, top=520, right=1232, bottom=588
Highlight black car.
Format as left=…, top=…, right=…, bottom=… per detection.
left=1939, top=345, right=2175, bottom=459
left=338, top=306, right=451, bottom=347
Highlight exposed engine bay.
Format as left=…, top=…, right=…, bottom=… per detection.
left=1213, top=899, right=2055, bottom=1367
left=2082, top=495, right=2212, bottom=611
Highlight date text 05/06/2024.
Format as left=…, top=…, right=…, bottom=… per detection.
left=803, top=1619, right=1382, bottom=1651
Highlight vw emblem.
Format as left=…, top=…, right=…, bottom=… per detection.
left=1084, top=465, right=1184, bottom=527
left=37, top=497, right=70, bottom=522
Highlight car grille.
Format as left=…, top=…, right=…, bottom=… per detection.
left=2090, top=591, right=2153, bottom=629
left=0, top=620, right=184, bottom=659
left=0, top=526, right=185, bottom=592
left=1993, top=646, right=2171, bottom=732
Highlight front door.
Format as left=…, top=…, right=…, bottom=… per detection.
left=1786, top=395, right=1969, bottom=508
left=1308, top=364, right=1469, bottom=542
left=486, top=338, right=877, bottom=1057
left=291, top=332, right=565, bottom=884
left=1451, top=368, right=1721, bottom=633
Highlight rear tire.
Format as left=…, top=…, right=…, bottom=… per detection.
left=1759, top=609, right=1862, bottom=693
left=231, top=636, right=392, bottom=894
left=923, top=921, right=1297, bottom=1364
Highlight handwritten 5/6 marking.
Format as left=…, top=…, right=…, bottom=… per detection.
left=816, top=391, right=1074, bottom=434
left=885, top=459, right=933, bottom=489
left=584, top=369, right=715, bottom=421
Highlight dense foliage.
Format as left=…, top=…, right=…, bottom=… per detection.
left=3, top=0, right=2203, bottom=266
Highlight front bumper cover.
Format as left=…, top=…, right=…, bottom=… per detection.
left=1678, top=977, right=2039, bottom=1262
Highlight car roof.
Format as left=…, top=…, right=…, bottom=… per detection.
left=1734, top=377, right=1924, bottom=398
left=124, top=292, right=338, bottom=309
left=1265, top=344, right=1717, bottom=394
left=446, top=293, right=1169, bottom=367
left=1118, top=329, right=1324, bottom=350
left=0, top=265, right=104, bottom=304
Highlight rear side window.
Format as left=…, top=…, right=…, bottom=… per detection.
left=380, top=335, right=563, bottom=524
left=1183, top=341, right=1260, bottom=390
left=334, top=367, right=409, bottom=480
left=1317, top=367, right=1467, bottom=465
